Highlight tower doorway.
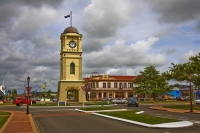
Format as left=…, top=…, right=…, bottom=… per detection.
left=67, top=89, right=79, bottom=102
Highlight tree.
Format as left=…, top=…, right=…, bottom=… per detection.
left=11, top=89, right=17, bottom=97
left=46, top=90, right=52, bottom=98
left=164, top=52, right=200, bottom=86
left=133, top=66, right=171, bottom=101
left=164, top=52, right=200, bottom=112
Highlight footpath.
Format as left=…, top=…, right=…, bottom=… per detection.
left=0, top=106, right=200, bottom=133
left=0, top=111, right=38, bottom=133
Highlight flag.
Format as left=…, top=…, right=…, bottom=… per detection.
left=64, top=14, right=70, bottom=18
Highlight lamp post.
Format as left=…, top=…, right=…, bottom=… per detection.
left=88, top=92, right=91, bottom=102
left=189, top=75, right=193, bottom=112
left=26, top=76, right=30, bottom=114
left=121, top=83, right=123, bottom=99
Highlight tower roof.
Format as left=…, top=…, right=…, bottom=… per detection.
left=63, top=26, right=79, bottom=34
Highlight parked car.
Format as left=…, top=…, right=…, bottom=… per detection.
left=176, top=97, right=186, bottom=101
left=111, top=98, right=127, bottom=104
left=107, top=96, right=115, bottom=101
left=168, top=96, right=176, bottom=100
left=127, top=97, right=139, bottom=107
left=194, top=99, right=200, bottom=104
left=13, top=97, right=36, bottom=106
left=53, top=98, right=57, bottom=102
left=0, top=99, right=6, bottom=103
left=32, top=98, right=41, bottom=101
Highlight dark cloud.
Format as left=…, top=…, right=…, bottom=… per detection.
left=22, top=0, right=65, bottom=9
left=0, top=0, right=64, bottom=28
left=195, top=22, right=200, bottom=32
left=82, top=0, right=139, bottom=51
left=148, top=0, right=200, bottom=23
left=163, top=48, right=177, bottom=55
left=0, top=2, right=20, bottom=28
left=82, top=38, right=110, bottom=52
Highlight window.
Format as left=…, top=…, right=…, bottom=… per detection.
left=128, top=83, right=133, bottom=88
left=123, top=83, right=127, bottom=88
left=96, top=82, right=99, bottom=88
left=70, top=62, right=75, bottom=74
left=114, top=82, right=118, bottom=88
left=98, top=93, right=102, bottom=98
left=128, top=92, right=133, bottom=97
left=119, top=83, right=123, bottom=89
left=107, top=82, right=111, bottom=88
left=103, top=83, right=106, bottom=88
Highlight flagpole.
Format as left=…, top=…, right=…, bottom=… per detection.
left=70, top=11, right=72, bottom=27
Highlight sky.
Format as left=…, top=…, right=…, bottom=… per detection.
left=1, top=0, right=200, bottom=94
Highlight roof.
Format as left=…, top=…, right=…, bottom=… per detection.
left=63, top=26, right=79, bottom=34
left=84, top=75, right=137, bottom=82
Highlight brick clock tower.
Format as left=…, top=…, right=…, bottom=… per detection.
left=57, top=26, right=85, bottom=102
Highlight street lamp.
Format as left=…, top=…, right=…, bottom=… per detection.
left=26, top=76, right=30, bottom=114
left=121, top=83, right=123, bottom=99
left=86, top=85, right=91, bottom=102
left=189, top=75, right=193, bottom=112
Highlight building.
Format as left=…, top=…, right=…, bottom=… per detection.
left=84, top=72, right=137, bottom=101
left=166, top=87, right=180, bottom=98
left=0, top=81, right=5, bottom=102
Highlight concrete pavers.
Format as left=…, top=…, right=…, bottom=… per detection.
left=0, top=111, right=38, bottom=133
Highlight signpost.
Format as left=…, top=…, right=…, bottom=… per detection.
left=82, top=86, right=86, bottom=108
left=25, top=87, right=32, bottom=96
left=88, top=92, right=91, bottom=102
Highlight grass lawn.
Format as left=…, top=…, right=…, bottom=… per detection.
left=81, top=106, right=119, bottom=111
left=99, top=111, right=179, bottom=124
left=31, top=103, right=71, bottom=106
left=163, top=105, right=200, bottom=110
left=85, top=101, right=113, bottom=105
left=0, top=102, right=13, bottom=106
left=139, top=100, right=190, bottom=104
left=0, top=111, right=11, bottom=128
left=0, top=112, right=11, bottom=115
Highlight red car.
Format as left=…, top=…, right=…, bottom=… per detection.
left=176, top=97, right=186, bottom=101
left=0, top=99, right=6, bottom=103
left=13, top=97, right=36, bottom=106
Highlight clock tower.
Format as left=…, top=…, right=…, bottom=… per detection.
left=58, top=26, right=85, bottom=102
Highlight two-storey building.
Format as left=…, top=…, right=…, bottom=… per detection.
left=84, top=72, right=137, bottom=101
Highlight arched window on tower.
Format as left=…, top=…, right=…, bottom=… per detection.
left=70, top=62, right=75, bottom=75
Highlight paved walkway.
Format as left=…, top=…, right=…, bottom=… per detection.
left=0, top=111, right=38, bottom=133
left=0, top=106, right=199, bottom=132
left=150, top=105, right=200, bottom=114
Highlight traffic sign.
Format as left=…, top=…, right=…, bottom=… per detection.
left=25, top=87, right=32, bottom=92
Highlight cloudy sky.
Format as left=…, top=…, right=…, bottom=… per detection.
left=1, top=0, right=200, bottom=94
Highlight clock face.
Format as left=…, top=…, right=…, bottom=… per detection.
left=69, top=41, right=76, bottom=48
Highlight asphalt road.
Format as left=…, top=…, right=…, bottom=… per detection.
left=1, top=104, right=200, bottom=133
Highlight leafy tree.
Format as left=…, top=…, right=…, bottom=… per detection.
left=46, top=90, right=52, bottom=98
left=164, top=52, right=200, bottom=112
left=11, top=89, right=17, bottom=97
left=164, top=52, right=200, bottom=88
left=133, top=66, right=171, bottom=101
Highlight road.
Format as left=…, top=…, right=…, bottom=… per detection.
left=1, top=104, right=200, bottom=133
